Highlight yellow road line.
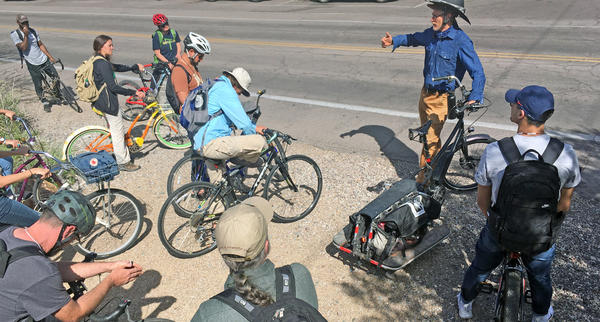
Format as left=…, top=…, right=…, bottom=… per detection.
left=3, top=25, right=599, bottom=63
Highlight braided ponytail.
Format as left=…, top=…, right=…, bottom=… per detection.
left=222, top=247, right=274, bottom=306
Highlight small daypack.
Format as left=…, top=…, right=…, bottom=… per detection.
left=153, top=29, right=178, bottom=64
left=13, top=28, right=38, bottom=69
left=488, top=137, right=564, bottom=255
left=165, top=64, right=191, bottom=113
left=179, top=79, right=224, bottom=137
left=0, top=225, right=45, bottom=278
left=343, top=179, right=441, bottom=262
left=74, top=56, right=107, bottom=103
left=213, top=265, right=326, bottom=322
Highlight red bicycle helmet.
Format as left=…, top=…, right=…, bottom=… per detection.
left=152, top=14, right=168, bottom=26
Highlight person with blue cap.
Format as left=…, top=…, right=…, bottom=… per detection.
left=456, top=85, right=581, bottom=321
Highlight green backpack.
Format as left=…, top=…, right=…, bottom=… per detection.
left=74, top=55, right=107, bottom=103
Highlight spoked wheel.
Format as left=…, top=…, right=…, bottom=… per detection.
left=153, top=113, right=191, bottom=150
left=75, top=189, right=143, bottom=259
left=443, top=138, right=495, bottom=191
left=118, top=80, right=148, bottom=122
left=166, top=154, right=208, bottom=195
left=157, top=182, right=233, bottom=258
left=499, top=269, right=523, bottom=322
left=31, top=173, right=64, bottom=206
left=64, top=128, right=112, bottom=161
left=58, top=80, right=82, bottom=113
left=263, top=155, right=322, bottom=223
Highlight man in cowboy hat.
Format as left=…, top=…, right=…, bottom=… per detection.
left=193, top=67, right=267, bottom=184
left=381, top=0, right=486, bottom=183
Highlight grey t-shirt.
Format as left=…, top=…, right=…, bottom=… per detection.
left=0, top=226, right=70, bottom=322
left=10, top=28, right=48, bottom=66
left=475, top=134, right=581, bottom=205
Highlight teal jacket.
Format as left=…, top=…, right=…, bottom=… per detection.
left=191, top=260, right=318, bottom=321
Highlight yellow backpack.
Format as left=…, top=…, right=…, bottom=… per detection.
left=74, top=56, right=107, bottom=103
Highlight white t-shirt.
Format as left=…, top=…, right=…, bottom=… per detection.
left=10, top=28, right=48, bottom=66
left=475, top=134, right=581, bottom=204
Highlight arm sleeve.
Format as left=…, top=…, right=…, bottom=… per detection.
left=175, top=30, right=181, bottom=42
left=111, top=63, right=136, bottom=73
left=458, top=38, right=486, bottom=102
left=10, top=31, right=22, bottom=45
left=152, top=32, right=160, bottom=51
left=19, top=272, right=71, bottom=321
left=97, top=61, right=136, bottom=96
left=290, top=263, right=318, bottom=309
left=392, top=29, right=430, bottom=51
left=561, top=145, right=582, bottom=188
left=474, top=145, right=492, bottom=186
left=219, top=91, right=256, bottom=135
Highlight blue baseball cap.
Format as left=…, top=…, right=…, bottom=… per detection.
left=505, top=85, right=554, bottom=122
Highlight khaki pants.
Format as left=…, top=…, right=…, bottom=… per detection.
left=417, top=87, right=448, bottom=183
left=105, top=109, right=131, bottom=165
left=201, top=134, right=267, bottom=184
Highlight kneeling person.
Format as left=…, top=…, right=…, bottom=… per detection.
left=193, top=67, right=267, bottom=184
left=192, top=197, right=320, bottom=321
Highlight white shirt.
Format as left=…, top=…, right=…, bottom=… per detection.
left=10, top=28, right=48, bottom=66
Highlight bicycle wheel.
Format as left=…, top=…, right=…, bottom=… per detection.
left=157, top=182, right=232, bottom=258
left=58, top=80, right=82, bottom=113
left=31, top=173, right=63, bottom=205
left=166, top=154, right=208, bottom=195
left=153, top=113, right=190, bottom=150
left=500, top=269, right=523, bottom=322
left=64, top=128, right=112, bottom=161
left=118, top=80, right=149, bottom=122
left=443, top=138, right=495, bottom=191
left=75, top=189, right=142, bottom=259
left=263, top=155, right=322, bottom=223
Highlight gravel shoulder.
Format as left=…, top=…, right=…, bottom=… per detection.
left=1, top=62, right=598, bottom=321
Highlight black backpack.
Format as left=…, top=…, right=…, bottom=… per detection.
left=488, top=137, right=565, bottom=255
left=0, top=224, right=45, bottom=278
left=166, top=64, right=191, bottom=114
left=213, top=265, right=327, bottom=322
left=13, top=28, right=38, bottom=69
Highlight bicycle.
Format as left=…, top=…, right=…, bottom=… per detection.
left=68, top=253, right=171, bottom=322
left=40, top=58, right=82, bottom=113
left=62, top=94, right=190, bottom=161
left=157, top=129, right=322, bottom=258
left=119, top=62, right=172, bottom=121
left=479, top=251, right=531, bottom=322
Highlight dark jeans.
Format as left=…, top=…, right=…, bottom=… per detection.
left=25, top=59, right=59, bottom=103
left=461, top=223, right=555, bottom=315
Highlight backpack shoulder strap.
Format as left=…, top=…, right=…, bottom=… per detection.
left=173, top=64, right=191, bottom=83
left=14, top=29, right=24, bottom=41
left=170, top=29, right=177, bottom=39
left=275, top=265, right=297, bottom=300
left=0, top=242, right=44, bottom=278
left=497, top=137, right=522, bottom=164
left=541, top=137, right=564, bottom=165
left=29, top=28, right=37, bottom=39
left=155, top=30, right=163, bottom=45
left=212, top=288, right=257, bottom=320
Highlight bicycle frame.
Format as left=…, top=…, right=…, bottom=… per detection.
left=124, top=63, right=170, bottom=107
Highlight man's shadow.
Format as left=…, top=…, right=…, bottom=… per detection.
left=99, top=269, right=176, bottom=320
left=340, top=125, right=418, bottom=191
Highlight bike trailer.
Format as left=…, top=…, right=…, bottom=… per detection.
left=70, top=151, right=119, bottom=184
left=333, top=179, right=444, bottom=270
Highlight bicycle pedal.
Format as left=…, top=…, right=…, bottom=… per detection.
left=479, top=281, right=496, bottom=293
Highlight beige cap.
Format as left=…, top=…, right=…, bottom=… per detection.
left=223, top=67, right=251, bottom=97
left=215, top=197, right=273, bottom=261
left=16, top=14, right=29, bottom=24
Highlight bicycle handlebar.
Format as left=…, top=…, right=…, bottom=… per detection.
left=53, top=59, right=64, bottom=71
left=12, top=116, right=36, bottom=146
left=263, top=128, right=296, bottom=145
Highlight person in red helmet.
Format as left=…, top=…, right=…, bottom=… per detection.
left=151, top=14, right=181, bottom=89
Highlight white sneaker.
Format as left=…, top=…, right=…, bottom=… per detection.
left=532, top=305, right=553, bottom=322
left=457, top=292, right=473, bottom=319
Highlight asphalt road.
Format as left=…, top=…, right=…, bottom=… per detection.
left=1, top=0, right=599, bottom=187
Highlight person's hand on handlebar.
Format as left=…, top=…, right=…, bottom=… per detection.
left=135, top=90, right=146, bottom=100
left=381, top=32, right=393, bottom=48
left=29, top=167, right=51, bottom=179
left=256, top=125, right=267, bottom=135
left=465, top=100, right=477, bottom=106
left=4, top=139, right=21, bottom=148
left=1, top=109, right=16, bottom=120
left=107, top=261, right=143, bottom=287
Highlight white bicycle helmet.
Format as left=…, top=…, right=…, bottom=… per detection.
left=183, top=32, right=211, bottom=55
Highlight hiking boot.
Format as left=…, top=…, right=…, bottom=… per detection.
left=118, top=162, right=140, bottom=172
left=43, top=101, right=51, bottom=112
left=532, top=305, right=553, bottom=322
left=457, top=292, right=473, bottom=319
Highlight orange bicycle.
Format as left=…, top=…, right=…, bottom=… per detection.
left=61, top=95, right=189, bottom=160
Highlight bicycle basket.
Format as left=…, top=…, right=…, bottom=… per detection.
left=70, top=151, right=119, bottom=184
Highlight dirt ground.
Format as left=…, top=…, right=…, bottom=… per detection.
left=2, top=62, right=599, bottom=321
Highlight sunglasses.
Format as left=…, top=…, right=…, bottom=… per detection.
left=159, top=23, right=168, bottom=28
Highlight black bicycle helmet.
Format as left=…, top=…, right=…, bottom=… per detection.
left=427, top=0, right=470, bottom=25
left=45, top=190, right=96, bottom=236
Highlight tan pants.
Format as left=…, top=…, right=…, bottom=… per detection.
left=201, top=134, right=267, bottom=184
left=105, top=109, right=131, bottom=165
left=416, top=87, right=448, bottom=183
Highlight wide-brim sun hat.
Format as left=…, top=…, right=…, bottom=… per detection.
left=223, top=67, right=251, bottom=97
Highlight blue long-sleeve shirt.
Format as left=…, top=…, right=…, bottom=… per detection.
left=392, top=26, right=485, bottom=102
left=193, top=75, right=256, bottom=150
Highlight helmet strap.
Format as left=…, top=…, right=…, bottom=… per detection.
left=187, top=49, right=198, bottom=60
left=47, top=224, right=77, bottom=256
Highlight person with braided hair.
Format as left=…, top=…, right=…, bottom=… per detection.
left=192, top=197, right=319, bottom=321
